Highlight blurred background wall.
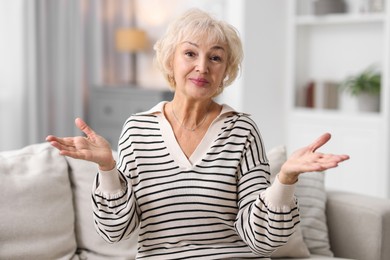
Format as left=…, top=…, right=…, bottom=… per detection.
left=1, top=0, right=389, bottom=198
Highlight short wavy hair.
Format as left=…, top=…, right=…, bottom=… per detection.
left=153, top=8, right=243, bottom=95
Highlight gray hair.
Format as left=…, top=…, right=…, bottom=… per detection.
left=154, top=8, right=243, bottom=94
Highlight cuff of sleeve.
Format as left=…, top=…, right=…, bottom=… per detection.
left=263, top=174, right=296, bottom=207
left=97, top=167, right=123, bottom=193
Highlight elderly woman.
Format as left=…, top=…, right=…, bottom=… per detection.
left=47, top=8, right=349, bottom=259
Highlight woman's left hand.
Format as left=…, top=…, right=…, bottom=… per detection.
left=278, top=133, right=350, bottom=184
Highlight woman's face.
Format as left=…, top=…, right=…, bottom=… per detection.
left=171, top=36, right=227, bottom=101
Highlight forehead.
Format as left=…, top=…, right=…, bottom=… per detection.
left=178, top=21, right=227, bottom=45
left=179, top=40, right=226, bottom=52
left=179, top=32, right=227, bottom=50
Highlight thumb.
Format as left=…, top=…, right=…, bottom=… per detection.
left=308, top=132, right=331, bottom=152
left=75, top=118, right=95, bottom=138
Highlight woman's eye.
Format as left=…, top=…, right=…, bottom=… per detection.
left=210, top=55, right=222, bottom=62
left=185, top=51, right=196, bottom=57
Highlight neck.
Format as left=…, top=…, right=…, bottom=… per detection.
left=171, top=99, right=213, bottom=131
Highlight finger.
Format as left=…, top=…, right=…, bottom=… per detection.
left=46, top=135, right=72, bottom=143
left=48, top=138, right=86, bottom=158
left=321, top=153, right=350, bottom=162
left=46, top=135, right=57, bottom=142
left=75, top=118, right=95, bottom=138
left=46, top=135, right=66, bottom=147
left=313, top=154, right=350, bottom=171
left=46, top=135, right=75, bottom=147
left=337, top=154, right=350, bottom=160
left=48, top=138, right=75, bottom=152
left=308, top=133, right=331, bottom=152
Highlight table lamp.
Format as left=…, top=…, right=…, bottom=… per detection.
left=115, top=28, right=148, bottom=85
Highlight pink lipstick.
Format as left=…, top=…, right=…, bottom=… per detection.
left=190, top=77, right=209, bottom=87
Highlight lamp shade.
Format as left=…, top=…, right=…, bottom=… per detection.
left=115, top=28, right=148, bottom=52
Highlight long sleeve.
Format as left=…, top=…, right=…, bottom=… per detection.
left=234, top=116, right=299, bottom=256
left=91, top=119, right=141, bottom=243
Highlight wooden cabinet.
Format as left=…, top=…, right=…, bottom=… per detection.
left=286, top=0, right=390, bottom=198
left=88, top=87, right=173, bottom=147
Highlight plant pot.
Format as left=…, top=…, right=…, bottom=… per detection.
left=357, top=93, right=380, bottom=112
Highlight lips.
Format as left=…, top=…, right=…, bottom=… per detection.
left=190, top=77, right=209, bottom=87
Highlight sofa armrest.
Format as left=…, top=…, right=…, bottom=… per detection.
left=326, top=190, right=390, bottom=260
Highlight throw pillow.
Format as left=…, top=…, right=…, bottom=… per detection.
left=267, top=145, right=333, bottom=257
left=267, top=145, right=311, bottom=258
left=0, top=143, right=77, bottom=260
left=66, top=151, right=138, bottom=259
left=295, top=171, right=333, bottom=256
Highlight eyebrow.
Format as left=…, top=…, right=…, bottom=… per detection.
left=182, top=41, right=225, bottom=51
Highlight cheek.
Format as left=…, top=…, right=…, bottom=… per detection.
left=173, top=59, right=192, bottom=76
left=214, top=67, right=227, bottom=83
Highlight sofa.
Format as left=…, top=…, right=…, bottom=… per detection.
left=0, top=142, right=389, bottom=260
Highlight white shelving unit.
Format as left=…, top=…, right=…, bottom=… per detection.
left=286, top=0, right=390, bottom=198
left=296, top=12, right=386, bottom=25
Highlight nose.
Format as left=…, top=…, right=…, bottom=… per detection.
left=196, top=56, right=209, bottom=74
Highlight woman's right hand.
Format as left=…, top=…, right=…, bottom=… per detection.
left=46, top=118, right=116, bottom=171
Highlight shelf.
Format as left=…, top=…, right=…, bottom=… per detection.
left=296, top=13, right=386, bottom=26
left=288, top=0, right=390, bottom=199
left=291, top=107, right=383, bottom=121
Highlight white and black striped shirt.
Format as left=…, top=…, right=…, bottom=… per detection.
left=92, top=102, right=299, bottom=259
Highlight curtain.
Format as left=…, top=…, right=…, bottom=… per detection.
left=1, top=0, right=132, bottom=151
left=24, top=0, right=91, bottom=146
left=0, top=0, right=227, bottom=151
left=24, top=0, right=138, bottom=146
left=0, top=0, right=26, bottom=151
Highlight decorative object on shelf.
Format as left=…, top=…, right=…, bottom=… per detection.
left=304, top=81, right=316, bottom=108
left=321, top=81, right=339, bottom=109
left=339, top=66, right=381, bottom=112
left=313, top=0, right=347, bottom=15
left=369, top=0, right=384, bottom=12
left=303, top=80, right=339, bottom=109
left=345, top=0, right=384, bottom=13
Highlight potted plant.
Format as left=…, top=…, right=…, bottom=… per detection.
left=339, top=66, right=381, bottom=112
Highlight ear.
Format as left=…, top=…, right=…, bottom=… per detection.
left=167, top=57, right=174, bottom=71
left=167, top=74, right=176, bottom=87
left=167, top=62, right=176, bottom=87
left=222, top=71, right=229, bottom=84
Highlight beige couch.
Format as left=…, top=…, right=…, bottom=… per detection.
left=0, top=143, right=389, bottom=260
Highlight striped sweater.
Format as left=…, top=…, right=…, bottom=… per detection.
left=92, top=102, right=299, bottom=259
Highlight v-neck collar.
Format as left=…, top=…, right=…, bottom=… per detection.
left=137, top=101, right=243, bottom=169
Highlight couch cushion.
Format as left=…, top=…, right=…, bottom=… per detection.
left=327, top=191, right=390, bottom=260
left=267, top=145, right=333, bottom=257
left=267, top=146, right=310, bottom=258
left=0, top=143, right=77, bottom=260
left=296, top=171, right=332, bottom=256
left=66, top=151, right=138, bottom=259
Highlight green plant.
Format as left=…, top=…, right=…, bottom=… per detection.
left=339, top=67, right=381, bottom=96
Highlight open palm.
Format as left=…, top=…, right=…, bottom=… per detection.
left=46, top=118, right=114, bottom=169
left=280, top=133, right=349, bottom=183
